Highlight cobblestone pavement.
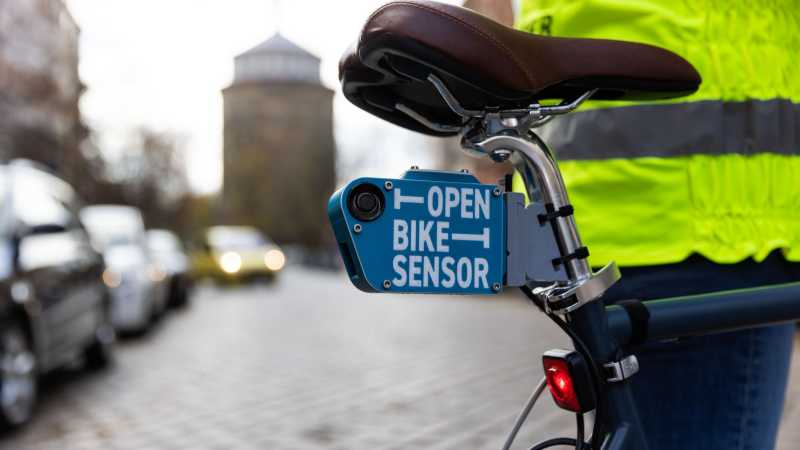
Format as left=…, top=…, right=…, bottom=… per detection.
left=0, top=267, right=798, bottom=450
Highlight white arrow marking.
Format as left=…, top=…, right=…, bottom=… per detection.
left=451, top=228, right=490, bottom=249
left=394, top=188, right=425, bottom=209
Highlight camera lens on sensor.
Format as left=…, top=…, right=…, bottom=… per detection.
left=355, top=193, right=378, bottom=213
left=347, top=183, right=384, bottom=222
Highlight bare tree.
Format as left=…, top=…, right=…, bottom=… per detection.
left=110, top=127, right=191, bottom=230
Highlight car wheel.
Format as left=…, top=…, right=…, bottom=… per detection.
left=169, top=278, right=189, bottom=308
left=84, top=322, right=115, bottom=370
left=148, top=293, right=162, bottom=323
left=0, top=324, right=37, bottom=429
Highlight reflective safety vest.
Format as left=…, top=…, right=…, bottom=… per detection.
left=514, top=0, right=800, bottom=267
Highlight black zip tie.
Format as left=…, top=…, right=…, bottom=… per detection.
left=538, top=204, right=575, bottom=225
left=552, top=246, right=590, bottom=268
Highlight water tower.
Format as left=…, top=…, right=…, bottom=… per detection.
left=222, top=33, right=335, bottom=249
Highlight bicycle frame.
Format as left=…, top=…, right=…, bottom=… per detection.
left=464, top=125, right=800, bottom=450
left=608, top=281, right=800, bottom=345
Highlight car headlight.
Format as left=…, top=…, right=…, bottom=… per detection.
left=102, top=269, right=122, bottom=288
left=219, top=251, right=242, bottom=274
left=264, top=249, right=285, bottom=271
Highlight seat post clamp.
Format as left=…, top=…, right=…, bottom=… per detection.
left=532, top=261, right=621, bottom=315
left=603, top=354, right=640, bottom=383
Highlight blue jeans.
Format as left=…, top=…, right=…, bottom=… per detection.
left=602, top=252, right=797, bottom=450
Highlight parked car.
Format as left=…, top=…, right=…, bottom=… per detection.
left=0, top=160, right=114, bottom=429
left=146, top=229, right=192, bottom=308
left=192, top=226, right=285, bottom=283
left=80, top=205, right=167, bottom=333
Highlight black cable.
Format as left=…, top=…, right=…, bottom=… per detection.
left=520, top=286, right=606, bottom=449
left=547, top=310, right=604, bottom=450
left=528, top=437, right=578, bottom=450
left=520, top=287, right=604, bottom=399
left=575, top=413, right=584, bottom=450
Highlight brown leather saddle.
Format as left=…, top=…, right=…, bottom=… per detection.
left=340, top=0, right=701, bottom=136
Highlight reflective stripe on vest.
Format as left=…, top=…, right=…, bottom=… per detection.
left=540, top=100, right=800, bottom=160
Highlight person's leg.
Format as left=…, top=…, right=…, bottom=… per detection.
left=602, top=253, right=796, bottom=450
left=627, top=324, right=793, bottom=450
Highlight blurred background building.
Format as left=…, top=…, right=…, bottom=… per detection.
left=0, top=0, right=191, bottom=235
left=222, top=33, right=335, bottom=251
left=0, top=0, right=88, bottom=182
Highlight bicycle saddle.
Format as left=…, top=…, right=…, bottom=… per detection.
left=340, top=0, right=701, bottom=136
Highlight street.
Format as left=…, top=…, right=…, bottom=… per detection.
left=1, top=267, right=798, bottom=450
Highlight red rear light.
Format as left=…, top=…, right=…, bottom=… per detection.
left=543, top=357, right=581, bottom=412
left=542, top=349, right=596, bottom=413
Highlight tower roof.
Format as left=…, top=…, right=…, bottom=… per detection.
left=232, top=33, right=321, bottom=84
left=237, top=33, right=320, bottom=61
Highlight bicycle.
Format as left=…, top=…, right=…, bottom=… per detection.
left=329, top=1, right=800, bottom=449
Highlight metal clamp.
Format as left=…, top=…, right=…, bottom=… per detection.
left=568, top=262, right=621, bottom=312
left=531, top=261, right=621, bottom=315
left=604, top=354, right=640, bottom=382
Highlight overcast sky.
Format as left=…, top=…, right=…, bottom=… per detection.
left=66, top=0, right=462, bottom=194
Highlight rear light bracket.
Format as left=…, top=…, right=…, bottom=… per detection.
left=603, top=354, right=640, bottom=383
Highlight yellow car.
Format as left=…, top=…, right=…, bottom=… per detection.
left=192, top=226, right=285, bottom=283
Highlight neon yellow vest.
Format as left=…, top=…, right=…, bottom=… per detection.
left=515, top=0, right=800, bottom=267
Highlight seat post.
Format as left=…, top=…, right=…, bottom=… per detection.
left=470, top=133, right=591, bottom=282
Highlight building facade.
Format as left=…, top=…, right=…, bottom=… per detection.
left=222, top=34, right=335, bottom=249
left=0, top=0, right=85, bottom=170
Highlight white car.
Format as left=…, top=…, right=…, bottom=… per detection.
left=146, top=229, right=192, bottom=307
left=80, top=205, right=167, bottom=333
